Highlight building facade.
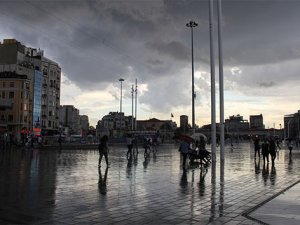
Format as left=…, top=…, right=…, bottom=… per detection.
left=80, top=115, right=89, bottom=135
left=0, top=39, right=61, bottom=141
left=101, top=112, right=131, bottom=130
left=180, top=115, right=189, bottom=132
left=249, top=114, right=264, bottom=129
left=225, top=114, right=249, bottom=132
left=0, top=72, right=31, bottom=140
left=96, top=112, right=135, bottom=138
left=137, top=118, right=175, bottom=131
left=59, top=105, right=80, bottom=135
left=41, top=57, right=61, bottom=135
left=284, top=110, right=300, bottom=140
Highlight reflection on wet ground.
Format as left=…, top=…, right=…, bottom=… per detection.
left=0, top=142, right=299, bottom=224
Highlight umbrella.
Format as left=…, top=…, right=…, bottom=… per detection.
left=177, top=134, right=194, bottom=143
left=191, top=133, right=207, bottom=142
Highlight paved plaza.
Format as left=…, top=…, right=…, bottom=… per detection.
left=0, top=142, right=299, bottom=224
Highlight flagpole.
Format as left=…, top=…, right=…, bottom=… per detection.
left=135, top=79, right=138, bottom=130
left=217, top=0, right=225, bottom=164
left=131, top=84, right=134, bottom=130
left=209, top=0, right=216, bottom=162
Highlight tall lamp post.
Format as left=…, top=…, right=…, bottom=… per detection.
left=186, top=21, right=198, bottom=134
left=119, top=78, right=125, bottom=113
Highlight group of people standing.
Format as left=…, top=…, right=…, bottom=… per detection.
left=254, top=136, right=293, bottom=165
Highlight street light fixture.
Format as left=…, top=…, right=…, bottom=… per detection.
left=186, top=21, right=198, bottom=133
left=119, top=78, right=125, bottom=113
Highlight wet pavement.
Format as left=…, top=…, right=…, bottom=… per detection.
left=0, top=142, right=299, bottom=224
left=249, top=181, right=300, bottom=225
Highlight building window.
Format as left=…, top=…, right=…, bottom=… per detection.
left=24, top=103, right=27, bottom=111
left=48, top=121, right=51, bottom=127
left=8, top=115, right=13, bottom=121
left=24, top=91, right=29, bottom=99
left=24, top=116, right=27, bottom=122
left=1, top=92, right=5, bottom=99
left=9, top=92, right=14, bottom=99
left=3, top=82, right=5, bottom=88
left=10, top=82, right=14, bottom=88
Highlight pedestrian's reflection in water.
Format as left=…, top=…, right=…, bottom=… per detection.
left=255, top=160, right=261, bottom=175
left=126, top=156, right=133, bottom=178
left=180, top=168, right=188, bottom=188
left=270, top=164, right=276, bottom=185
left=262, top=163, right=269, bottom=185
left=288, top=155, right=293, bottom=174
left=254, top=159, right=260, bottom=182
left=198, top=168, right=207, bottom=196
left=143, top=157, right=150, bottom=171
left=98, top=167, right=108, bottom=195
left=133, top=154, right=138, bottom=167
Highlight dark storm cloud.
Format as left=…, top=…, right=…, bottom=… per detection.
left=257, top=81, right=275, bottom=88
left=146, top=59, right=164, bottom=66
left=1, top=0, right=300, bottom=116
left=221, top=0, right=300, bottom=66
left=145, top=41, right=189, bottom=61
left=109, top=8, right=156, bottom=35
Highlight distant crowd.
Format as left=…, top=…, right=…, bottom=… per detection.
left=253, top=136, right=296, bottom=165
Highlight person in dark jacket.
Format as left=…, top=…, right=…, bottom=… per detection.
left=254, top=136, right=260, bottom=158
left=98, top=135, right=109, bottom=167
left=261, top=138, right=269, bottom=164
left=269, top=138, right=277, bottom=165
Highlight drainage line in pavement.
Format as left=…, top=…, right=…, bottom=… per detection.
left=242, top=179, right=300, bottom=225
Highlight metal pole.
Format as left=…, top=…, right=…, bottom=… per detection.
left=209, top=0, right=216, bottom=161
left=131, top=84, right=134, bottom=130
left=119, top=78, right=124, bottom=113
left=217, top=0, right=225, bottom=164
left=135, top=79, right=138, bottom=130
left=186, top=21, right=198, bottom=134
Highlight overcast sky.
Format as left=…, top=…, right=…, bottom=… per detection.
left=0, top=0, right=299, bottom=128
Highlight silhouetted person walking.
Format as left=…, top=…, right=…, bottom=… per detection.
left=261, top=139, right=269, bottom=164
left=179, top=139, right=190, bottom=169
left=98, top=135, right=109, bottom=167
left=126, top=134, right=133, bottom=159
left=254, top=136, right=260, bottom=158
left=269, top=138, right=277, bottom=165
